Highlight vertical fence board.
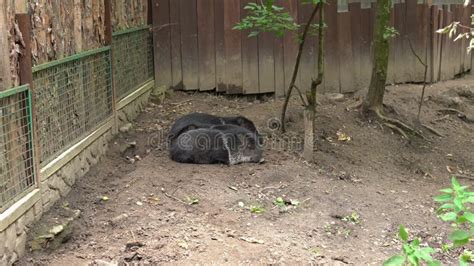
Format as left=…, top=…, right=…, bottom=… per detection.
left=223, top=0, right=243, bottom=94
left=415, top=2, right=430, bottom=83
left=349, top=2, right=362, bottom=90
left=273, top=0, right=286, bottom=96
left=324, top=0, right=339, bottom=92
left=282, top=0, right=299, bottom=95
left=258, top=32, right=275, bottom=94
left=241, top=0, right=259, bottom=95
left=197, top=0, right=216, bottom=91
left=298, top=2, right=317, bottom=92
left=146, top=1, right=469, bottom=95
left=180, top=0, right=199, bottom=90
left=402, top=0, right=415, bottom=82
left=169, top=0, right=183, bottom=90
left=214, top=0, right=226, bottom=92
left=274, top=34, right=285, bottom=96
left=338, top=10, right=355, bottom=93
left=153, top=0, right=172, bottom=88
left=359, top=3, right=372, bottom=88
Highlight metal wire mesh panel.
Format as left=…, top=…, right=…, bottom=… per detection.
left=113, top=26, right=154, bottom=100
left=0, top=85, right=36, bottom=212
left=33, top=48, right=113, bottom=166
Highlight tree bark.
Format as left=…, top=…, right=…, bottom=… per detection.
left=281, top=3, right=320, bottom=133
left=363, top=0, right=391, bottom=112
left=303, top=3, right=324, bottom=162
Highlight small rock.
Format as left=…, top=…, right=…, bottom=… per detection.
left=93, top=259, right=118, bottom=266
left=109, top=214, right=129, bottom=225
left=49, top=225, right=64, bottom=235
left=119, top=123, right=133, bottom=133
left=178, top=241, right=189, bottom=250
left=325, top=93, right=345, bottom=102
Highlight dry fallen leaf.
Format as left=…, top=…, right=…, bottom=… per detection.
left=336, top=130, right=352, bottom=142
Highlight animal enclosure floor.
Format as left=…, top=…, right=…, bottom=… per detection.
left=22, top=78, right=474, bottom=265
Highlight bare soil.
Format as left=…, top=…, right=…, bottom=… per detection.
left=21, top=77, right=474, bottom=265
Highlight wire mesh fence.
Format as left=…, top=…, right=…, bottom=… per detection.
left=0, top=85, right=36, bottom=212
left=33, top=47, right=113, bottom=166
left=113, top=26, right=154, bottom=100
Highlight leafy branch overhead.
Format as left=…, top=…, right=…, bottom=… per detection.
left=233, top=0, right=323, bottom=38
left=436, top=14, right=474, bottom=53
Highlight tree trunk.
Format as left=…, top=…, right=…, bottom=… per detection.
left=281, top=3, right=320, bottom=133
left=363, top=0, right=391, bottom=112
left=303, top=4, right=324, bottom=162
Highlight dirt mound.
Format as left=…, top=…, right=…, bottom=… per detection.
left=22, top=77, right=474, bottom=265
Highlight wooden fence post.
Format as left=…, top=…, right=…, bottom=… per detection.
left=0, top=0, right=11, bottom=90
left=16, top=2, right=40, bottom=187
left=104, top=0, right=117, bottom=133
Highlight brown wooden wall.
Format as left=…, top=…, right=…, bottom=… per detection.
left=153, top=0, right=472, bottom=95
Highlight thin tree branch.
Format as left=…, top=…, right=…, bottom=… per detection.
left=281, top=3, right=321, bottom=132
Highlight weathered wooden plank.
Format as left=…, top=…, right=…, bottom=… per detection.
left=349, top=2, right=362, bottom=91
left=258, top=32, right=275, bottom=94
left=273, top=0, right=289, bottom=97
left=337, top=9, right=356, bottom=93
left=241, top=0, right=259, bottom=95
left=273, top=30, right=285, bottom=96
left=0, top=0, right=11, bottom=90
left=197, top=0, right=216, bottom=91
left=297, top=1, right=317, bottom=93
left=153, top=0, right=172, bottom=88
left=223, top=0, right=242, bottom=94
left=214, top=0, right=226, bottom=92
left=388, top=2, right=403, bottom=84
left=180, top=0, right=199, bottom=90
left=359, top=2, right=372, bottom=88
left=282, top=0, right=299, bottom=95
left=169, top=0, right=182, bottom=90
left=324, top=0, right=339, bottom=92
left=401, top=0, right=423, bottom=81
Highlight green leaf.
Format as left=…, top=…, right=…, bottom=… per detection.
left=452, top=177, right=462, bottom=190
left=412, top=239, right=420, bottom=248
left=453, top=238, right=470, bottom=247
left=403, top=244, right=414, bottom=256
left=438, top=203, right=455, bottom=210
left=383, top=255, right=405, bottom=266
left=407, top=254, right=419, bottom=266
left=462, top=212, right=474, bottom=223
left=248, top=31, right=259, bottom=37
left=449, top=229, right=470, bottom=242
left=399, top=225, right=409, bottom=242
left=459, top=259, right=469, bottom=266
left=434, top=194, right=453, bottom=202
left=415, top=247, right=434, bottom=262
left=454, top=198, right=464, bottom=211
left=440, top=188, right=454, bottom=194
left=427, top=261, right=441, bottom=266
left=440, top=212, right=457, bottom=222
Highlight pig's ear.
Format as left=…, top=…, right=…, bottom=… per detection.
left=236, top=117, right=256, bottom=131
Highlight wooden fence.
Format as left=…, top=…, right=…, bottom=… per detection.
left=153, top=0, right=472, bottom=95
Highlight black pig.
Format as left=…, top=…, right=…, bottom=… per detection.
left=168, top=112, right=260, bottom=144
left=170, top=124, right=263, bottom=165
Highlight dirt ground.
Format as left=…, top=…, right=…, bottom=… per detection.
left=21, top=77, right=474, bottom=265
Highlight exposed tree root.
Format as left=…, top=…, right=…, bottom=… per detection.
left=438, top=108, right=467, bottom=118
left=456, top=175, right=474, bottom=181
left=438, top=108, right=473, bottom=123
left=384, top=122, right=409, bottom=139
left=421, top=123, right=443, bottom=137
left=374, top=108, right=425, bottom=139
left=345, top=99, right=363, bottom=111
